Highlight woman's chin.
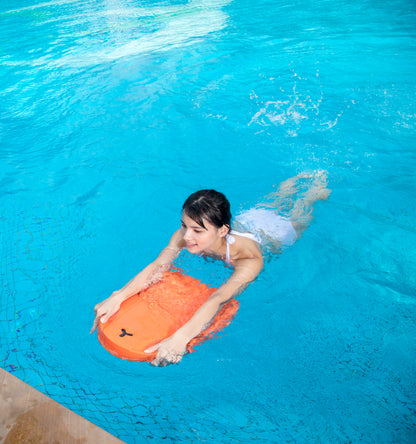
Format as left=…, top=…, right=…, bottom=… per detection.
left=186, top=244, right=199, bottom=253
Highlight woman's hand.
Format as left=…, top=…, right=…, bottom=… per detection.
left=90, top=292, right=123, bottom=334
left=144, top=333, right=188, bottom=367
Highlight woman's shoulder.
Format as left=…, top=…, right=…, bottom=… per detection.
left=229, top=231, right=262, bottom=261
left=230, top=234, right=264, bottom=275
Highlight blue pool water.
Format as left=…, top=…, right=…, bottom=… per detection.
left=1, top=0, right=415, bottom=442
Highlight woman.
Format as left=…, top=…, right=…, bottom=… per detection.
left=91, top=171, right=330, bottom=366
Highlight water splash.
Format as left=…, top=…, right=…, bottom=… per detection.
left=249, top=73, right=348, bottom=136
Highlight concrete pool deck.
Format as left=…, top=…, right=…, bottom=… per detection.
left=0, top=367, right=125, bottom=443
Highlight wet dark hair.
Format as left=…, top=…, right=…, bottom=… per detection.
left=182, top=189, right=231, bottom=232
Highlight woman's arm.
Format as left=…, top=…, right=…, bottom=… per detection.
left=145, top=255, right=264, bottom=366
left=90, top=230, right=184, bottom=333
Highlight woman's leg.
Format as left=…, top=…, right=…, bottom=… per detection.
left=235, top=171, right=330, bottom=252
left=262, top=172, right=315, bottom=213
left=288, top=170, right=331, bottom=236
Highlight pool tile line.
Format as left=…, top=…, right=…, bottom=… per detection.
left=0, top=367, right=125, bottom=443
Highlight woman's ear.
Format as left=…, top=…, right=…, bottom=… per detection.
left=218, top=225, right=229, bottom=237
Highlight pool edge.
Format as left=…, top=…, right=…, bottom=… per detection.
left=0, top=367, right=125, bottom=443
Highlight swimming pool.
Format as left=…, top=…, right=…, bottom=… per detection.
left=1, top=0, right=415, bottom=441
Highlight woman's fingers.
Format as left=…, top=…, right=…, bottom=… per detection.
left=90, top=317, right=99, bottom=334
left=149, top=346, right=183, bottom=367
left=90, top=306, right=108, bottom=334
left=151, top=356, right=165, bottom=367
left=144, top=343, right=160, bottom=354
left=100, top=312, right=111, bottom=323
left=90, top=305, right=105, bottom=334
left=91, top=299, right=121, bottom=334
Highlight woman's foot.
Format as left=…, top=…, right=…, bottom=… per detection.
left=289, top=170, right=331, bottom=236
left=302, top=170, right=331, bottom=206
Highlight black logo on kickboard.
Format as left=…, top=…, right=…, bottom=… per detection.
left=120, top=328, right=133, bottom=338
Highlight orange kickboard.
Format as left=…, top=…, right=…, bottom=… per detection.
left=97, top=270, right=239, bottom=361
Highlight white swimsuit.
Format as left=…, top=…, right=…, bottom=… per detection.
left=235, top=208, right=297, bottom=246
left=225, top=208, right=298, bottom=264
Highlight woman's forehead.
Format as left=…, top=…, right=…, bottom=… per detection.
left=182, top=211, right=216, bottom=230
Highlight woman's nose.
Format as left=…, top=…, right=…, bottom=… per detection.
left=183, top=229, right=191, bottom=240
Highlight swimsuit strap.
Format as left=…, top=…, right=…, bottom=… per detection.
left=230, top=229, right=259, bottom=243
left=225, top=233, right=235, bottom=265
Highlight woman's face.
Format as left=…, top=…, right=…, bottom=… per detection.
left=181, top=211, right=225, bottom=254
